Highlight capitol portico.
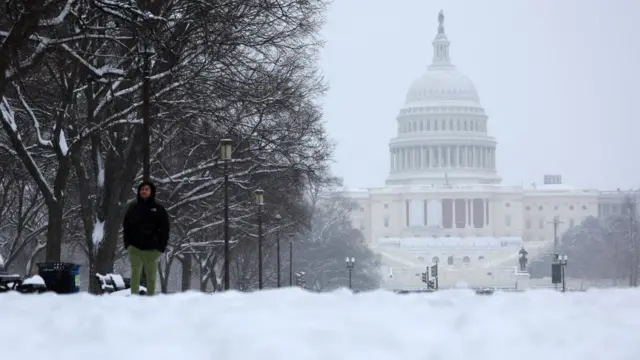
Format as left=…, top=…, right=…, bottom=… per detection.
left=341, top=12, right=610, bottom=289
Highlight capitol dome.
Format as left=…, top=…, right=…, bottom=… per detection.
left=386, top=11, right=501, bottom=186
left=403, top=11, right=480, bottom=106
left=405, top=69, right=481, bottom=105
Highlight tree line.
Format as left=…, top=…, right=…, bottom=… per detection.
left=0, top=0, right=380, bottom=293
left=530, top=193, right=640, bottom=286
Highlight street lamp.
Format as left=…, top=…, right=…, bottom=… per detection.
left=255, top=189, right=264, bottom=289
left=288, top=234, right=294, bottom=286
left=137, top=39, right=154, bottom=287
left=220, top=138, right=233, bottom=290
left=558, top=254, right=568, bottom=292
left=346, top=257, right=355, bottom=290
left=275, top=214, right=282, bottom=288
left=138, top=38, right=155, bottom=182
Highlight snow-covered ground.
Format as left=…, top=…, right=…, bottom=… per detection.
left=1, top=288, right=639, bottom=360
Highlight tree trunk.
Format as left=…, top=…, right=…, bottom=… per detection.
left=159, top=256, right=173, bottom=293
left=44, top=203, right=64, bottom=262
left=87, top=115, right=146, bottom=293
left=180, top=255, right=192, bottom=291
left=89, top=214, right=124, bottom=293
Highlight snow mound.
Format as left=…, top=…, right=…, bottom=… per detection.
left=21, top=275, right=45, bottom=286
left=0, top=288, right=639, bottom=360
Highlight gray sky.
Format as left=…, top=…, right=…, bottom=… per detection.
left=320, top=0, right=639, bottom=190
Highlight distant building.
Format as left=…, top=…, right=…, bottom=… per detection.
left=341, top=12, right=624, bottom=289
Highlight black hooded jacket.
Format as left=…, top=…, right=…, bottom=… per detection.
left=122, top=181, right=170, bottom=252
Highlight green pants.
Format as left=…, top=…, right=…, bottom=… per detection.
left=127, top=245, right=161, bottom=296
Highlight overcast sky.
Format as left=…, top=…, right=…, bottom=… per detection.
left=320, top=0, right=639, bottom=191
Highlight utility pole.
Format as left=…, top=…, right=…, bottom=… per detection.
left=547, top=216, right=563, bottom=254
left=547, top=216, right=563, bottom=290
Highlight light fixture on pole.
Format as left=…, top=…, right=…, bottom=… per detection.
left=138, top=37, right=155, bottom=182
left=275, top=214, right=282, bottom=288
left=255, top=189, right=264, bottom=289
left=137, top=38, right=155, bottom=288
left=346, top=257, right=355, bottom=290
left=220, top=138, right=233, bottom=290
left=558, top=254, right=568, bottom=292
left=288, top=234, right=294, bottom=286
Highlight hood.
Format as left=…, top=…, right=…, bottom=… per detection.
left=137, top=181, right=156, bottom=202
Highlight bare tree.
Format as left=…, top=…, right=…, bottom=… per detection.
left=293, top=181, right=381, bottom=291
left=0, top=170, right=48, bottom=272
left=1, top=0, right=334, bottom=292
left=0, top=1, right=80, bottom=95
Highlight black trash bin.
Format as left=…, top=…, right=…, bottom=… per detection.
left=37, top=262, right=81, bottom=294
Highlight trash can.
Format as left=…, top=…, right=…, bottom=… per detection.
left=37, top=262, right=81, bottom=294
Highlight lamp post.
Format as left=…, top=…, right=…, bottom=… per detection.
left=558, top=254, right=568, bottom=292
left=220, top=138, right=233, bottom=290
left=346, top=257, right=355, bottom=290
left=139, top=38, right=155, bottom=182
left=288, top=234, right=294, bottom=286
left=138, top=39, right=153, bottom=287
left=255, top=189, right=264, bottom=289
left=275, top=214, right=282, bottom=288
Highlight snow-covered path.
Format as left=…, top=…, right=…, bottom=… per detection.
left=1, top=288, right=639, bottom=360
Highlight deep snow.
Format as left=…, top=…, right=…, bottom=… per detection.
left=0, top=288, right=639, bottom=360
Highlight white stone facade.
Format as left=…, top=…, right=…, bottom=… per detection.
left=341, top=13, right=607, bottom=289
left=345, top=184, right=599, bottom=289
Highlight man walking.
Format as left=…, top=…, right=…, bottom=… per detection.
left=122, top=181, right=170, bottom=295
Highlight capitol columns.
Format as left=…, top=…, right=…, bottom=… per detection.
left=485, top=198, right=490, bottom=228
left=389, top=148, right=394, bottom=172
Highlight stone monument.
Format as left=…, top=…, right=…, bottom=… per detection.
left=515, top=247, right=530, bottom=290
left=518, top=247, right=529, bottom=272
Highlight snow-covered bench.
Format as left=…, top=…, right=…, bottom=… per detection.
left=0, top=256, right=53, bottom=293
left=95, top=273, right=146, bottom=295
left=18, top=275, right=48, bottom=293
left=0, top=273, right=22, bottom=292
left=0, top=273, right=48, bottom=293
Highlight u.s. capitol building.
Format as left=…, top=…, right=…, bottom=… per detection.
left=341, top=12, right=625, bottom=289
